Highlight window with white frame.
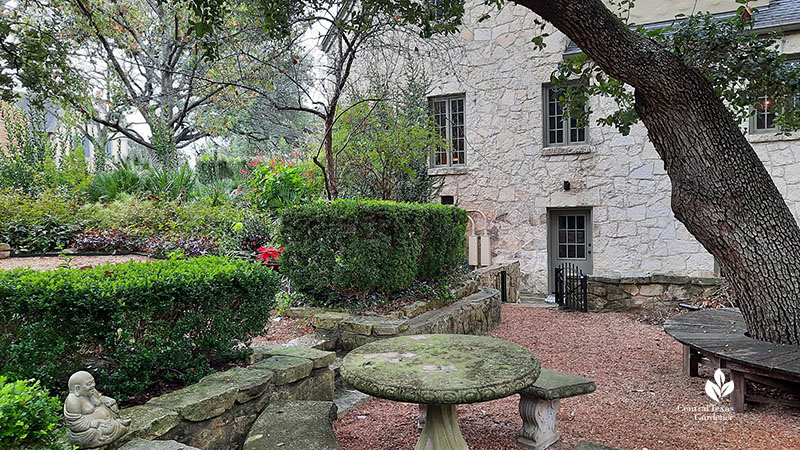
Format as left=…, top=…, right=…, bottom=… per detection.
left=544, top=83, right=587, bottom=147
left=751, top=93, right=800, bottom=132
left=751, top=58, right=800, bottom=133
left=430, top=95, right=465, bottom=167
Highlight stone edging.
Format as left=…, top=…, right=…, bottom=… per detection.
left=110, top=346, right=336, bottom=450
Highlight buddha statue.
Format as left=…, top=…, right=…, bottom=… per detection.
left=63, top=371, right=131, bottom=448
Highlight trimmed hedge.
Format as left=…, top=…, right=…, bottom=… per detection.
left=280, top=200, right=467, bottom=302
left=0, top=257, right=280, bottom=398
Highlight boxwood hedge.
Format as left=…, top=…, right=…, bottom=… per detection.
left=0, top=256, right=280, bottom=399
left=280, top=200, right=467, bottom=302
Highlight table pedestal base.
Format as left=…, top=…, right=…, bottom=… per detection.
left=415, top=404, right=468, bottom=450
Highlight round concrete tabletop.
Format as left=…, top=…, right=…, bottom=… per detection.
left=340, top=334, right=541, bottom=405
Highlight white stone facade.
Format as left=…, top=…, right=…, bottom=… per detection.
left=355, top=2, right=800, bottom=295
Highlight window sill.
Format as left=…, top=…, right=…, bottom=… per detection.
left=542, top=145, right=592, bottom=156
left=747, top=131, right=800, bottom=144
left=428, top=166, right=469, bottom=176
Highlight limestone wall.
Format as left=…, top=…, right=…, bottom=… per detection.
left=112, top=347, right=336, bottom=450
left=587, top=274, right=724, bottom=312
left=351, top=2, right=800, bottom=295
left=309, top=288, right=502, bottom=351
left=473, top=261, right=521, bottom=302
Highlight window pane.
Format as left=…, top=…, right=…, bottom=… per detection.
left=568, top=245, right=576, bottom=258
left=567, top=216, right=575, bottom=229
left=559, top=245, right=567, bottom=258
left=576, top=230, right=585, bottom=243
left=576, top=245, right=585, bottom=258
left=577, top=216, right=585, bottom=229
left=558, top=230, right=566, bottom=244
left=546, top=83, right=587, bottom=145
left=558, top=216, right=566, bottom=229
left=567, top=230, right=575, bottom=243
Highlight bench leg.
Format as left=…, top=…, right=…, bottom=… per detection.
left=731, top=370, right=746, bottom=413
left=517, top=395, right=560, bottom=450
left=682, top=345, right=700, bottom=377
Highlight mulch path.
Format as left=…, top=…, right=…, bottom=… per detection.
left=251, top=316, right=314, bottom=346
left=334, top=305, right=800, bottom=450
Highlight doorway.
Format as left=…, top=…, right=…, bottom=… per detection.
left=548, top=208, right=593, bottom=293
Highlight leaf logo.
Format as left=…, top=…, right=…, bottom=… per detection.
left=705, top=369, right=734, bottom=403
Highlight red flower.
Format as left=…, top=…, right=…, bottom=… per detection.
left=256, top=246, right=284, bottom=264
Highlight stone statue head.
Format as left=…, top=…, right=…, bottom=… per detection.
left=68, top=371, right=98, bottom=399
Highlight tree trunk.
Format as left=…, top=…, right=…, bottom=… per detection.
left=324, top=115, right=339, bottom=199
left=514, top=0, right=800, bottom=344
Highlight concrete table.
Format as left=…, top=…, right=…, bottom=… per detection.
left=340, top=334, right=540, bottom=450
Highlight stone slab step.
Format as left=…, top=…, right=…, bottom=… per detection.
left=244, top=400, right=342, bottom=450
left=333, top=388, right=371, bottom=419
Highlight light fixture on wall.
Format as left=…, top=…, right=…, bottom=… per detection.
left=563, top=181, right=571, bottom=191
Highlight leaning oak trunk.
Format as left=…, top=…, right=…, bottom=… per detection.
left=514, top=0, right=800, bottom=344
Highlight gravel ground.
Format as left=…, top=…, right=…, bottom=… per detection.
left=335, top=304, right=800, bottom=450
left=0, top=254, right=150, bottom=271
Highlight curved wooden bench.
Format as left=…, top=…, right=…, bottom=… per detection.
left=664, top=308, right=800, bottom=412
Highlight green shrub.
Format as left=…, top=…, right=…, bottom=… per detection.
left=197, top=153, right=247, bottom=184
left=279, top=200, right=467, bottom=304
left=0, top=256, right=280, bottom=398
left=0, top=189, right=87, bottom=253
left=0, top=377, right=65, bottom=450
left=142, top=162, right=196, bottom=201
left=246, top=159, right=313, bottom=210
left=225, top=213, right=279, bottom=253
left=87, top=160, right=145, bottom=202
left=83, top=197, right=245, bottom=240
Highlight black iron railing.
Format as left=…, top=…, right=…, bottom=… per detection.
left=554, top=263, right=588, bottom=312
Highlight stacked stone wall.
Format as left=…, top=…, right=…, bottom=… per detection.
left=112, top=347, right=336, bottom=450
left=308, top=288, right=502, bottom=351
left=587, top=274, right=724, bottom=312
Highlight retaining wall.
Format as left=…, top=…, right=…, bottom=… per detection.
left=112, top=347, right=336, bottom=450
left=587, top=273, right=724, bottom=312
left=310, top=288, right=502, bottom=351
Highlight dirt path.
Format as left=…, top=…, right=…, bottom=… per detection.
left=334, top=304, right=800, bottom=450
left=0, top=254, right=150, bottom=271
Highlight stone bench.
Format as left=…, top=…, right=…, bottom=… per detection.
left=518, top=368, right=597, bottom=450
left=243, top=400, right=342, bottom=450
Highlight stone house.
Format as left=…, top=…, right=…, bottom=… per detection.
left=363, top=0, right=800, bottom=308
